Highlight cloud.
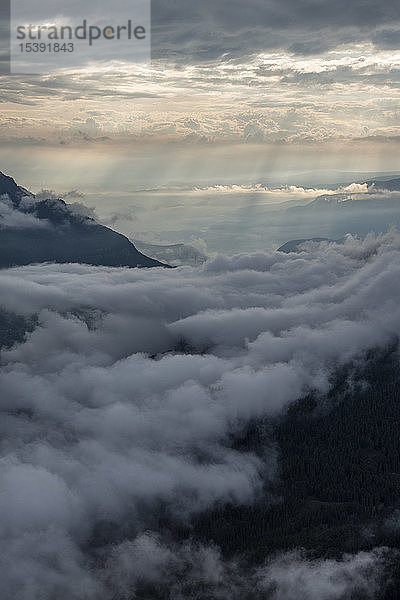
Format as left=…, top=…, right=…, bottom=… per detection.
left=191, top=184, right=335, bottom=199
left=1, top=232, right=400, bottom=596
left=0, top=194, right=50, bottom=229
left=258, top=548, right=388, bottom=600
left=102, top=210, right=137, bottom=227
left=21, top=189, right=98, bottom=221
left=35, top=189, right=86, bottom=201
left=151, top=0, right=400, bottom=61
left=0, top=42, right=399, bottom=150
left=101, top=535, right=388, bottom=600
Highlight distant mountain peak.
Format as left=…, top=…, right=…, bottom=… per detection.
left=0, top=171, right=33, bottom=207
left=277, top=237, right=341, bottom=253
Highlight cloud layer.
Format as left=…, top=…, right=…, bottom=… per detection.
left=1, top=232, right=400, bottom=597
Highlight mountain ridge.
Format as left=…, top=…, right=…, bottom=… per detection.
left=0, top=171, right=169, bottom=269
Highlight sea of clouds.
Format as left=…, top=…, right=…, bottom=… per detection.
left=1, top=231, right=400, bottom=598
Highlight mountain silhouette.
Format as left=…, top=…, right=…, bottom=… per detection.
left=0, top=171, right=168, bottom=269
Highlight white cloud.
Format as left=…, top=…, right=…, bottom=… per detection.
left=0, top=231, right=400, bottom=597
left=0, top=194, right=49, bottom=229
left=259, top=548, right=387, bottom=600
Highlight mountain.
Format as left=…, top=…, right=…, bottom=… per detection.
left=289, top=192, right=400, bottom=213
left=184, top=344, right=400, bottom=592
left=134, top=240, right=208, bottom=266
left=277, top=177, right=400, bottom=242
left=289, top=178, right=400, bottom=214
left=277, top=237, right=342, bottom=253
left=0, top=171, right=32, bottom=206
left=366, top=177, right=400, bottom=191
left=0, top=172, right=168, bottom=269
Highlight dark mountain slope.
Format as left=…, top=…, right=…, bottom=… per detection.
left=175, top=344, right=400, bottom=598
left=0, top=171, right=168, bottom=269
left=0, top=171, right=32, bottom=206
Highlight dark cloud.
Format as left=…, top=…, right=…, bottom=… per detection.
left=372, top=27, right=400, bottom=49
left=151, top=0, right=400, bottom=61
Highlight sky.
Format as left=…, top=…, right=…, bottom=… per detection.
left=1, top=0, right=400, bottom=248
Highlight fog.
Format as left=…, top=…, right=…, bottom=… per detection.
left=1, top=232, right=400, bottom=597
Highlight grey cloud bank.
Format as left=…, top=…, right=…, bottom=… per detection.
left=1, top=232, right=400, bottom=597
left=151, top=0, right=400, bottom=61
